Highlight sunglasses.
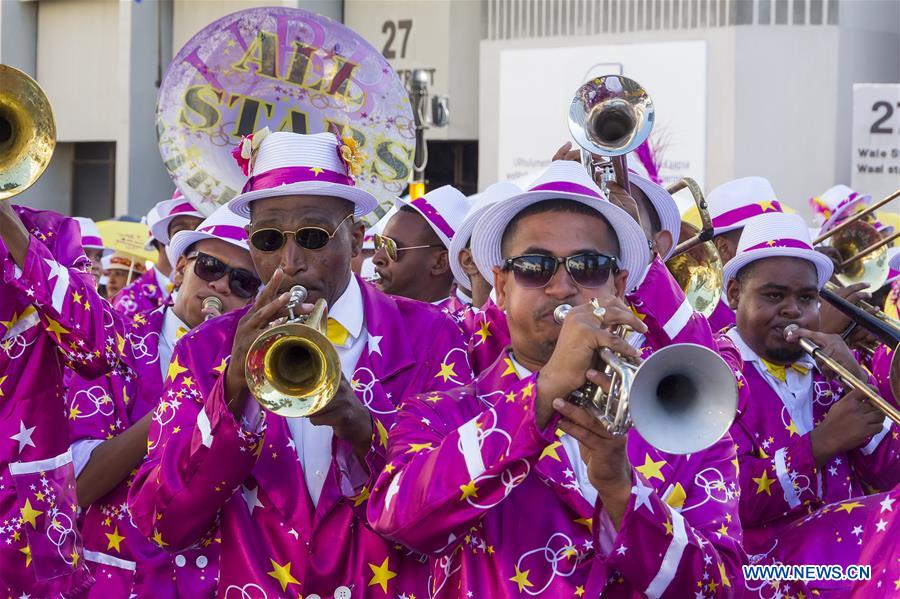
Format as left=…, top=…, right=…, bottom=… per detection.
left=373, top=234, right=443, bottom=262
left=502, top=252, right=619, bottom=289
left=249, top=213, right=354, bottom=252
left=188, top=252, right=261, bottom=299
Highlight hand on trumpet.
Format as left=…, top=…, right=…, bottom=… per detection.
left=224, top=268, right=302, bottom=417
left=810, top=388, right=886, bottom=467
left=817, top=282, right=879, bottom=347
left=783, top=326, right=869, bottom=382
left=536, top=297, right=646, bottom=428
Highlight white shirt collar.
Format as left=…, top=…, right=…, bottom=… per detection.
left=162, top=306, right=190, bottom=347
left=328, top=275, right=364, bottom=340
left=155, top=268, right=172, bottom=297
left=432, top=297, right=451, bottom=306
left=509, top=354, right=533, bottom=378
left=456, top=286, right=473, bottom=305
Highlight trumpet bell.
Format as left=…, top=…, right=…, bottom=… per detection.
left=568, top=75, right=654, bottom=157
left=629, top=344, right=737, bottom=455
left=0, top=65, right=56, bottom=201
left=666, top=222, right=724, bottom=318
left=831, top=220, right=889, bottom=289
left=245, top=321, right=342, bottom=418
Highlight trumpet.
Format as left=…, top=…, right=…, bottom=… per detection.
left=783, top=324, right=900, bottom=425
left=245, top=285, right=342, bottom=418
left=553, top=304, right=737, bottom=454
left=201, top=296, right=223, bottom=321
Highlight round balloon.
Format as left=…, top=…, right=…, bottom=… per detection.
left=157, top=7, right=414, bottom=224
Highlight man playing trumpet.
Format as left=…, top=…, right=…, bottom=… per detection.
left=128, top=131, right=472, bottom=598
left=367, top=161, right=745, bottom=597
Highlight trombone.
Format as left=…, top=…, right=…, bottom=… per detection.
left=0, top=64, right=56, bottom=201
left=553, top=304, right=737, bottom=455
left=813, top=189, right=900, bottom=289
left=784, top=324, right=899, bottom=425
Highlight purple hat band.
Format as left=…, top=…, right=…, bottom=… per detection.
left=242, top=166, right=354, bottom=194
left=712, top=200, right=783, bottom=229
left=745, top=238, right=812, bottom=252
left=81, top=235, right=104, bottom=247
left=409, top=195, right=456, bottom=240
left=199, top=224, right=248, bottom=243
left=530, top=181, right=603, bottom=199
left=168, top=201, right=200, bottom=216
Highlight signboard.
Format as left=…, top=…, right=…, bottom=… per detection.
left=483, top=41, right=707, bottom=210
left=851, top=84, right=900, bottom=201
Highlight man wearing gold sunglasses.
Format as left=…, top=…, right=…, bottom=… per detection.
left=373, top=185, right=471, bottom=310
left=128, top=131, right=472, bottom=598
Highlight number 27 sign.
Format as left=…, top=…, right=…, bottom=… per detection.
left=851, top=84, right=900, bottom=198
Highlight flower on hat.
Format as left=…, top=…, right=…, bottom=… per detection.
left=336, top=135, right=366, bottom=180
left=231, top=127, right=271, bottom=176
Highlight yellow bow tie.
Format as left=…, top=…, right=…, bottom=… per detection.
left=326, top=318, right=350, bottom=346
left=176, top=326, right=188, bottom=340
left=760, top=358, right=810, bottom=383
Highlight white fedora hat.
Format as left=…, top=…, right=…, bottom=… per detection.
left=628, top=173, right=681, bottom=260
left=723, top=212, right=834, bottom=289
left=228, top=131, right=378, bottom=219
left=809, top=184, right=871, bottom=232
left=472, top=161, right=650, bottom=291
left=398, top=185, right=470, bottom=249
left=886, top=247, right=900, bottom=286
left=74, top=217, right=111, bottom=257
left=167, top=204, right=251, bottom=265
left=708, top=176, right=784, bottom=235
left=145, top=190, right=205, bottom=250
left=449, top=181, right=522, bottom=290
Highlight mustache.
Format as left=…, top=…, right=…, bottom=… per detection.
left=533, top=301, right=566, bottom=322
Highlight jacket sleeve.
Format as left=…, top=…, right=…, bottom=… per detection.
left=1, top=212, right=126, bottom=378
left=627, top=255, right=717, bottom=351
left=586, top=436, right=745, bottom=598
left=367, top=373, right=557, bottom=554
left=127, top=345, right=263, bottom=551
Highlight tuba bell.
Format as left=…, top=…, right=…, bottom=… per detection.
left=0, top=64, right=56, bottom=201
left=553, top=304, right=737, bottom=454
left=245, top=285, right=342, bottom=418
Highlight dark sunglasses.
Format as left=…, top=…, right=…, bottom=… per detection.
left=502, top=252, right=618, bottom=289
left=373, top=233, right=443, bottom=262
left=249, top=213, right=354, bottom=252
left=187, top=252, right=261, bottom=299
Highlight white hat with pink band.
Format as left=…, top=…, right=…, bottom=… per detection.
left=74, top=217, right=111, bottom=257
left=167, top=204, right=251, bottom=265
left=723, top=212, right=834, bottom=289
left=228, top=131, right=378, bottom=219
left=809, top=184, right=871, bottom=233
left=145, top=190, right=205, bottom=250
left=399, top=185, right=470, bottom=250
left=707, top=176, right=784, bottom=235
left=886, top=247, right=900, bottom=286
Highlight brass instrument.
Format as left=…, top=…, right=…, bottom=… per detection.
left=0, top=65, right=56, bottom=200
left=568, top=74, right=654, bottom=193
left=784, top=324, right=899, bottom=424
left=245, top=285, right=342, bottom=418
left=813, top=189, right=900, bottom=289
left=553, top=304, right=737, bottom=454
left=824, top=282, right=899, bottom=329
left=202, top=296, right=224, bottom=321
left=664, top=178, right=723, bottom=318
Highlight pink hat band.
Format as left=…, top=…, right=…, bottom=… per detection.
left=530, top=180, right=603, bottom=199
left=712, top=200, right=783, bottom=229
left=242, top=166, right=354, bottom=194
left=81, top=235, right=103, bottom=247
left=745, top=238, right=812, bottom=252
left=409, top=195, right=456, bottom=239
left=168, top=200, right=200, bottom=216
left=810, top=191, right=860, bottom=219
left=198, top=224, right=248, bottom=243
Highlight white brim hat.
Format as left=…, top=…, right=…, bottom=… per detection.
left=449, top=182, right=522, bottom=290
left=885, top=247, right=900, bottom=286
left=628, top=173, right=681, bottom=260
left=74, top=216, right=112, bottom=257
left=812, top=185, right=872, bottom=233
left=145, top=191, right=205, bottom=250
left=167, top=204, right=251, bottom=265
left=397, top=185, right=470, bottom=249
left=723, top=212, right=834, bottom=289
left=228, top=132, right=378, bottom=220
left=472, top=161, right=650, bottom=291
left=708, top=176, right=783, bottom=235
